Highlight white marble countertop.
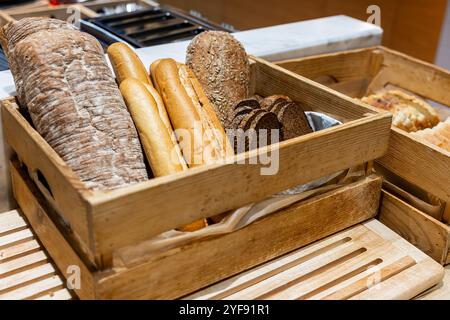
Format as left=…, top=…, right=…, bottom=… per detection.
left=0, top=15, right=381, bottom=212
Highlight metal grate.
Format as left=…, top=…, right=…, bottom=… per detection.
left=90, top=6, right=228, bottom=48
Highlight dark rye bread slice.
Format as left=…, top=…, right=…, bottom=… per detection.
left=269, top=100, right=290, bottom=115
left=249, top=111, right=281, bottom=148
left=260, top=95, right=292, bottom=110
left=232, top=98, right=259, bottom=121
left=234, top=98, right=260, bottom=110
left=0, top=18, right=148, bottom=190
left=276, top=102, right=312, bottom=140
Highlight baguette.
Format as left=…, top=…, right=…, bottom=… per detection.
left=152, top=58, right=219, bottom=167
left=142, top=82, right=188, bottom=170
left=120, top=78, right=184, bottom=176
left=181, top=64, right=234, bottom=158
left=107, top=42, right=151, bottom=85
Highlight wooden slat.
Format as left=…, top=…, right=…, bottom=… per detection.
left=0, top=208, right=72, bottom=300
left=36, top=288, right=72, bottom=300
left=351, top=260, right=444, bottom=300
left=0, top=210, right=27, bottom=234
left=276, top=49, right=373, bottom=85
left=378, top=127, right=450, bottom=206
left=0, top=275, right=63, bottom=300
left=0, top=229, right=34, bottom=248
left=0, top=251, right=47, bottom=277
left=0, top=263, right=55, bottom=292
left=0, top=240, right=40, bottom=262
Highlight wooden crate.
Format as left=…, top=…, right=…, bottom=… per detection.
left=276, top=47, right=450, bottom=218
left=187, top=219, right=444, bottom=300
left=11, top=159, right=383, bottom=299
left=277, top=47, right=450, bottom=221
left=379, top=190, right=450, bottom=265
left=1, top=57, right=392, bottom=272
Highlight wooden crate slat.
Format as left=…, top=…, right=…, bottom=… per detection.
left=0, top=210, right=27, bottom=234
left=0, top=263, right=55, bottom=292
left=0, top=239, right=40, bottom=262
left=0, top=251, right=47, bottom=277
left=0, top=275, right=63, bottom=300
left=0, top=229, right=33, bottom=248
left=35, top=288, right=72, bottom=300
left=0, top=209, right=72, bottom=300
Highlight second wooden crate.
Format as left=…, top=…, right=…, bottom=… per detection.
left=276, top=47, right=450, bottom=264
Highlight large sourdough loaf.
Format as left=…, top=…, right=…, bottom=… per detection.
left=0, top=18, right=148, bottom=190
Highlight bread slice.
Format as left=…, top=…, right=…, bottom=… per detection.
left=361, top=90, right=440, bottom=132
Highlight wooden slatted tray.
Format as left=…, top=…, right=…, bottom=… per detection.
left=187, top=219, right=444, bottom=300
left=1, top=56, right=392, bottom=273
left=0, top=209, right=72, bottom=300
left=276, top=47, right=450, bottom=264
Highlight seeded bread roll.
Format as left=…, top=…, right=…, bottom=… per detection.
left=186, top=31, right=250, bottom=128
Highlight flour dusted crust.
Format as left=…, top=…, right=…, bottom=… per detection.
left=0, top=18, right=148, bottom=190
left=186, top=31, right=250, bottom=128
left=361, top=90, right=440, bottom=132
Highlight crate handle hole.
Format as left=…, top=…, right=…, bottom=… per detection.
left=36, top=169, right=54, bottom=199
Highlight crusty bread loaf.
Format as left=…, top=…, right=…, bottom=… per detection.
left=361, top=90, right=440, bottom=132
left=0, top=18, right=148, bottom=190
left=120, top=78, right=185, bottom=176
left=107, top=42, right=151, bottom=85
left=186, top=31, right=250, bottom=128
left=152, top=58, right=222, bottom=167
